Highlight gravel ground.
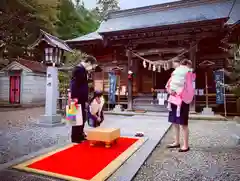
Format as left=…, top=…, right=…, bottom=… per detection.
left=0, top=107, right=71, bottom=164
left=133, top=120, right=240, bottom=181
left=1, top=107, right=240, bottom=181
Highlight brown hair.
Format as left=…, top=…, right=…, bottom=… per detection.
left=84, top=55, right=97, bottom=64
left=180, top=59, right=192, bottom=67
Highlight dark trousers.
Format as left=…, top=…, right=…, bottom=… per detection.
left=88, top=110, right=104, bottom=128
left=71, top=102, right=86, bottom=143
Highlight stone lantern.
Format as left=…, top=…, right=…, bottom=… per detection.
left=30, top=30, right=72, bottom=126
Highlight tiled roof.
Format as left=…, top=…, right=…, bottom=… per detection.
left=64, top=0, right=239, bottom=44
left=226, top=0, right=240, bottom=24
left=97, top=0, right=235, bottom=33
left=30, top=30, right=73, bottom=52
left=66, top=32, right=103, bottom=42
left=16, top=58, right=46, bottom=73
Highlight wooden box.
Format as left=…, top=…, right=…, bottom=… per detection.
left=87, top=128, right=120, bottom=148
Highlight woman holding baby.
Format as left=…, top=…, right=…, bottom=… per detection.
left=165, top=58, right=195, bottom=152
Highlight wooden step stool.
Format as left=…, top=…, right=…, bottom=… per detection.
left=87, top=128, right=120, bottom=148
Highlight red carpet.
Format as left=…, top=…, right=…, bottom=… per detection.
left=27, top=137, right=138, bottom=180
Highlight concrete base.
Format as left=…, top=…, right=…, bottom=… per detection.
left=232, top=134, right=240, bottom=145
left=201, top=107, right=214, bottom=116
left=113, top=105, right=122, bottom=112
left=233, top=116, right=240, bottom=124
left=37, top=114, right=65, bottom=127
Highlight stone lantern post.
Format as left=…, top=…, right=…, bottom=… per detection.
left=30, top=30, right=72, bottom=126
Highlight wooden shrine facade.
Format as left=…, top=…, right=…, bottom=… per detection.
left=66, top=0, right=240, bottom=114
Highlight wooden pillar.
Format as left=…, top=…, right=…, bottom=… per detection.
left=190, top=42, right=197, bottom=113
left=205, top=71, right=209, bottom=107
left=127, top=49, right=133, bottom=110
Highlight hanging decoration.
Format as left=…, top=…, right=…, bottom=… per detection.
left=143, top=60, right=147, bottom=68
left=153, top=65, right=156, bottom=71
left=130, top=43, right=198, bottom=72
left=163, top=63, right=167, bottom=71
left=148, top=63, right=151, bottom=70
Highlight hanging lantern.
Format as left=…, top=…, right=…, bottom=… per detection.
left=153, top=64, right=156, bottom=71
left=143, top=60, right=147, bottom=68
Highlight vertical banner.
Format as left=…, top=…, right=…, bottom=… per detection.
left=214, top=71, right=224, bottom=105
left=108, top=72, right=117, bottom=104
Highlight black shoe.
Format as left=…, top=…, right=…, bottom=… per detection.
left=135, top=132, right=144, bottom=137
left=178, top=147, right=190, bottom=152
left=166, top=144, right=180, bottom=148
left=72, top=134, right=86, bottom=143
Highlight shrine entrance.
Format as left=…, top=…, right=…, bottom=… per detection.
left=137, top=58, right=173, bottom=94
left=153, top=68, right=173, bottom=90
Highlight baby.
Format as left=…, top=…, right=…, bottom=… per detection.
left=169, top=59, right=192, bottom=95
left=166, top=59, right=192, bottom=116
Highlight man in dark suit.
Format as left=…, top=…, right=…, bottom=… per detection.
left=70, top=56, right=97, bottom=143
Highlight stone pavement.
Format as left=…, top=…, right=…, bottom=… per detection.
left=133, top=120, right=240, bottom=181
left=105, top=111, right=227, bottom=121
left=1, top=107, right=239, bottom=181
left=0, top=107, right=171, bottom=181
left=0, top=107, right=70, bottom=165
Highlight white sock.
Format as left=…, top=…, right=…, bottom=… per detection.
left=176, top=105, right=181, bottom=117
left=167, top=102, right=172, bottom=111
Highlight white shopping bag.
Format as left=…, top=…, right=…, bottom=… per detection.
left=158, top=98, right=165, bottom=105
left=76, top=104, right=83, bottom=126
left=164, top=93, right=168, bottom=100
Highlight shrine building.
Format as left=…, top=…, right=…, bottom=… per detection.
left=66, top=0, right=240, bottom=115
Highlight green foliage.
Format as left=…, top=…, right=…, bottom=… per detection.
left=225, top=42, right=240, bottom=97
left=58, top=71, right=70, bottom=95
left=64, top=49, right=87, bottom=66
left=56, top=0, right=99, bottom=40
left=0, top=0, right=60, bottom=59
left=0, top=0, right=101, bottom=94
left=95, top=0, right=120, bottom=20
left=0, top=0, right=100, bottom=59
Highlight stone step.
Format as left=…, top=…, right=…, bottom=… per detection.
left=134, top=100, right=167, bottom=104
left=133, top=104, right=168, bottom=112
left=133, top=96, right=168, bottom=103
